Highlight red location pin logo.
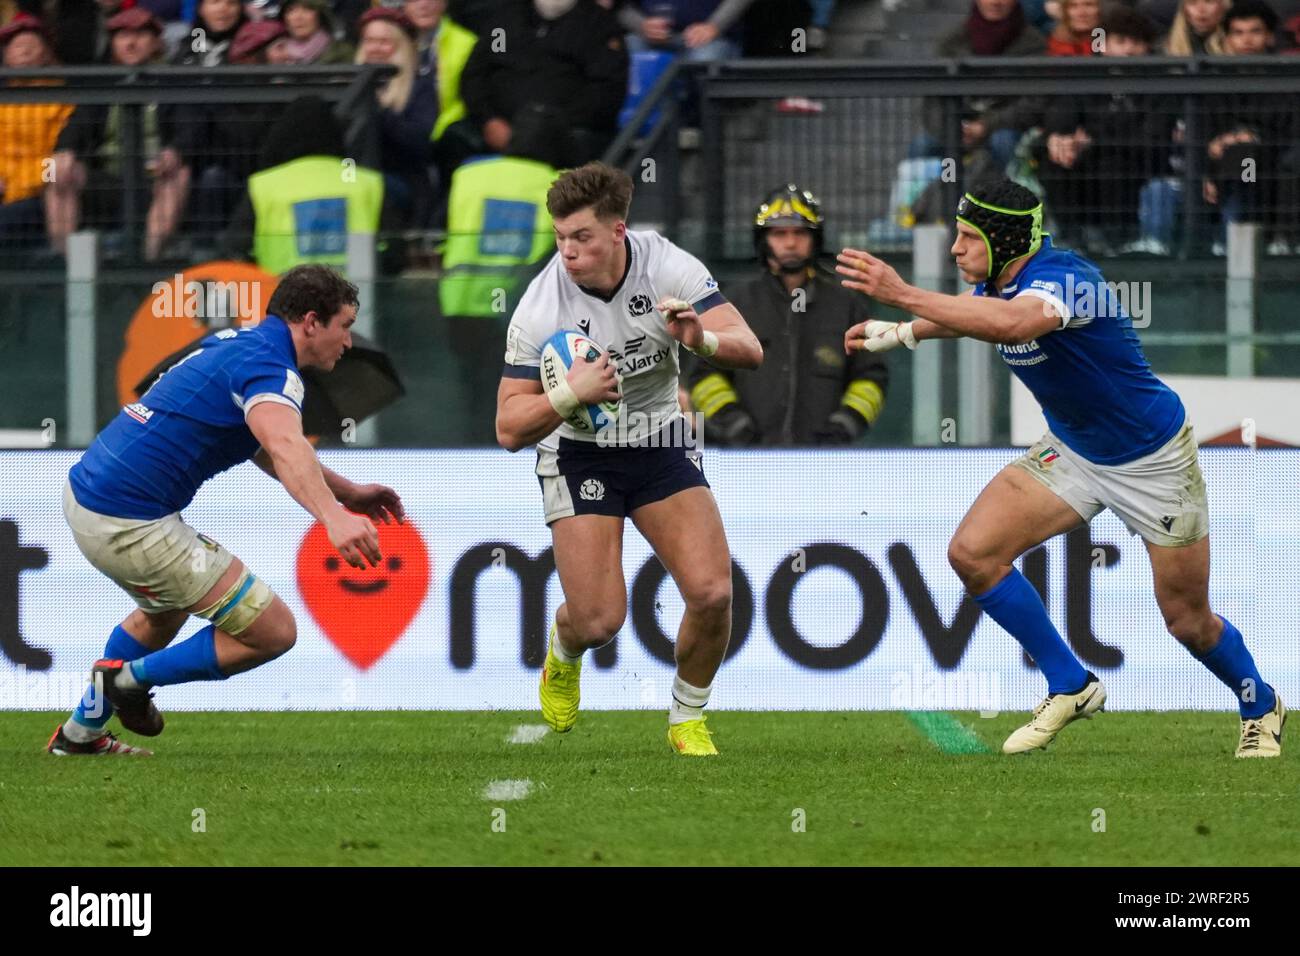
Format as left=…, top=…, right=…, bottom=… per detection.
left=296, top=518, right=431, bottom=669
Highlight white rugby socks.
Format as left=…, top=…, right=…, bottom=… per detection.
left=115, top=662, right=143, bottom=690
left=62, top=720, right=103, bottom=743
left=550, top=625, right=583, bottom=663
left=669, top=675, right=711, bottom=725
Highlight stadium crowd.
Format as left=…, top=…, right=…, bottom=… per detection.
left=0, top=0, right=824, bottom=254
left=0, top=0, right=1297, bottom=262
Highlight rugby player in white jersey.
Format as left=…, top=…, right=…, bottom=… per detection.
left=496, top=162, right=763, bottom=755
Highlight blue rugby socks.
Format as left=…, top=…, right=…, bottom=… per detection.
left=66, top=625, right=151, bottom=740
left=974, top=568, right=1090, bottom=694
left=125, top=625, right=228, bottom=688
left=1193, top=616, right=1275, bottom=719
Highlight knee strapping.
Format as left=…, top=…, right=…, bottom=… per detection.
left=195, top=568, right=273, bottom=635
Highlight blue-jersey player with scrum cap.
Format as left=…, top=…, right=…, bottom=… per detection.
left=835, top=179, right=1283, bottom=758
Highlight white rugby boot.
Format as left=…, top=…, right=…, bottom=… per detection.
left=1003, top=673, right=1106, bottom=754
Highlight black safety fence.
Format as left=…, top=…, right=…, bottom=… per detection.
left=691, top=57, right=1300, bottom=261
left=0, top=65, right=393, bottom=263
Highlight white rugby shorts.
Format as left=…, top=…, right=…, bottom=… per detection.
left=1011, top=419, right=1209, bottom=548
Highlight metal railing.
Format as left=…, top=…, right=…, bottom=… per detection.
left=693, top=56, right=1300, bottom=261
left=0, top=65, right=393, bottom=259
left=3, top=58, right=1299, bottom=449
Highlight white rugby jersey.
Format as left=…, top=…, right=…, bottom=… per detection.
left=503, top=229, right=726, bottom=449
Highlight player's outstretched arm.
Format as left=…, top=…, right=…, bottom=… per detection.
left=837, top=247, right=1061, bottom=345
left=253, top=448, right=404, bottom=526
left=659, top=299, right=763, bottom=370
left=247, top=403, right=381, bottom=568
left=895, top=286, right=1061, bottom=345
left=844, top=316, right=962, bottom=354
left=911, top=318, right=964, bottom=341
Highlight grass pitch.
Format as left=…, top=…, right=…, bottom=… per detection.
left=2, top=710, right=1295, bottom=866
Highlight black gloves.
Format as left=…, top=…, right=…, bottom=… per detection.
left=814, top=408, right=867, bottom=446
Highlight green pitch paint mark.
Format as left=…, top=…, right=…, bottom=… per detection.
left=906, top=712, right=992, bottom=755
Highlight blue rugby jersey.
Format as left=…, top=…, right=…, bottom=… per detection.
left=973, top=236, right=1184, bottom=465
left=69, top=317, right=304, bottom=519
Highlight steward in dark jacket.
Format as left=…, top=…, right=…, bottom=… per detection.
left=688, top=185, right=889, bottom=446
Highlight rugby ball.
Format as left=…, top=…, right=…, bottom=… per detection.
left=540, top=330, right=621, bottom=433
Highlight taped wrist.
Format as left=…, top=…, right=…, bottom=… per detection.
left=686, top=330, right=719, bottom=357
left=546, top=378, right=581, bottom=419
left=898, top=322, right=919, bottom=350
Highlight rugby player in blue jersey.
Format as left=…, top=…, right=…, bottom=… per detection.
left=837, top=179, right=1284, bottom=757
left=49, top=265, right=404, bottom=756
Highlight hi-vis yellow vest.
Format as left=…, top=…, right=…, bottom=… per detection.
left=248, top=156, right=384, bottom=276
left=438, top=156, right=556, bottom=318
left=432, top=17, right=477, bottom=141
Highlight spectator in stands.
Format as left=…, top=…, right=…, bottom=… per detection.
left=45, top=7, right=191, bottom=259
left=741, top=0, right=816, bottom=56
left=356, top=7, right=439, bottom=227
left=1204, top=0, right=1298, bottom=253
left=129, top=0, right=193, bottom=57
left=43, top=0, right=125, bottom=64
left=461, top=0, right=627, bottom=168
left=619, top=0, right=751, bottom=62
left=0, top=14, right=74, bottom=248
left=227, top=15, right=283, bottom=61
left=400, top=0, right=479, bottom=192
left=1046, top=0, right=1101, bottom=54
left=278, top=0, right=352, bottom=63
left=219, top=96, right=393, bottom=273
left=688, top=185, right=889, bottom=447
left=330, top=0, right=367, bottom=32
left=171, top=0, right=246, bottom=64
left=1140, top=0, right=1179, bottom=31
left=167, top=0, right=290, bottom=250
left=1219, top=0, right=1279, bottom=52
left=1283, top=10, right=1300, bottom=51
left=134, top=0, right=185, bottom=20
left=244, top=0, right=276, bottom=21
left=1161, top=0, right=1227, bottom=52
left=938, top=0, right=1047, bottom=56
left=922, top=1, right=1046, bottom=169
left=807, top=0, right=835, bottom=52
left=1035, top=6, right=1178, bottom=253
left=1021, top=0, right=1060, bottom=34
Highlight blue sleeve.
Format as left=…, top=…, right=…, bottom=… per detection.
left=231, top=353, right=306, bottom=417
left=1013, top=266, right=1072, bottom=328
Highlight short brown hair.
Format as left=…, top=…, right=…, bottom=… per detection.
left=1101, top=6, right=1157, bottom=46
left=267, top=264, right=359, bottom=325
left=547, top=162, right=633, bottom=222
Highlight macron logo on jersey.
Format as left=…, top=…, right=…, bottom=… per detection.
left=124, top=403, right=154, bottom=425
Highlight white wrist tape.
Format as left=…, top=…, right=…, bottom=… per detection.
left=687, top=330, right=720, bottom=357
left=898, top=322, right=919, bottom=350
left=546, top=378, right=581, bottom=419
